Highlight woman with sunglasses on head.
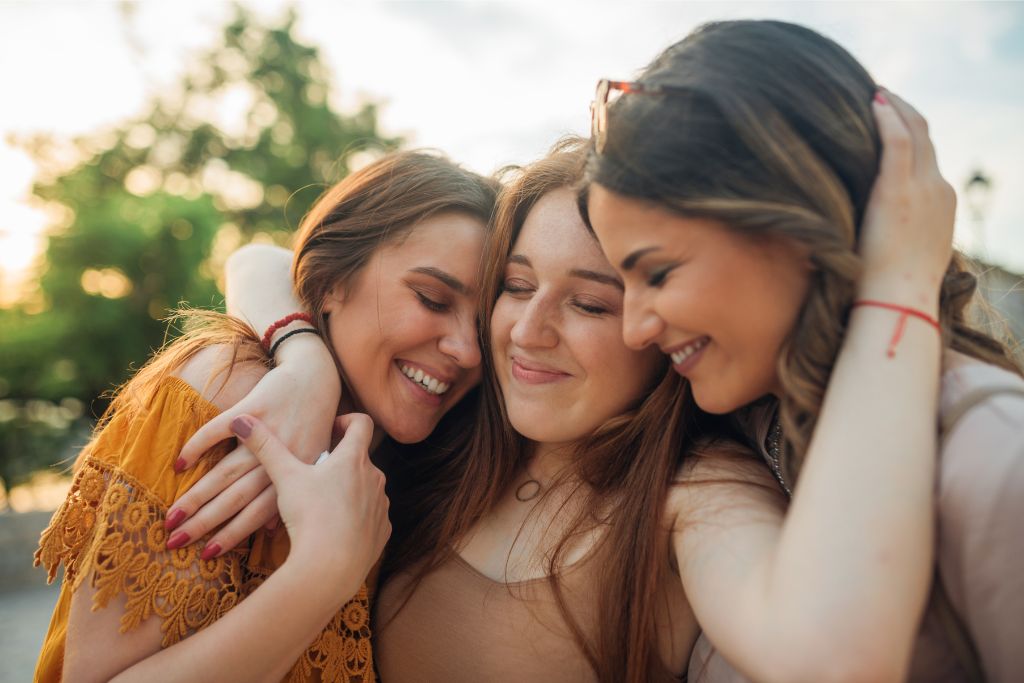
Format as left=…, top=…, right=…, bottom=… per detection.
left=33, top=151, right=496, bottom=682
left=586, top=19, right=1024, bottom=683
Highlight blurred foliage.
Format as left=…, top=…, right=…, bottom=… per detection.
left=0, top=7, right=399, bottom=505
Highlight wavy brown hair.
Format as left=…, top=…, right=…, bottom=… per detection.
left=585, top=20, right=1022, bottom=483
left=99, top=151, right=497, bottom=443
left=382, top=138, right=733, bottom=682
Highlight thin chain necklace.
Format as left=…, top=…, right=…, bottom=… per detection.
left=765, top=417, right=793, bottom=497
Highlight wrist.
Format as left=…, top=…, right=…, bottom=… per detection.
left=284, top=544, right=363, bottom=603
left=856, top=271, right=941, bottom=318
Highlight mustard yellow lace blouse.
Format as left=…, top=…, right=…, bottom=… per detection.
left=34, top=375, right=374, bottom=682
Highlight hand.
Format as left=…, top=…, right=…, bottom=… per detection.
left=858, top=89, right=955, bottom=309
left=229, top=413, right=391, bottom=579
left=166, top=339, right=340, bottom=556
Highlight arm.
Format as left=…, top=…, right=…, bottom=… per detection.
left=938, top=379, right=1024, bottom=682
left=673, top=93, right=950, bottom=682
left=63, top=350, right=389, bottom=683
left=224, top=244, right=303, bottom=331
left=167, top=244, right=340, bottom=554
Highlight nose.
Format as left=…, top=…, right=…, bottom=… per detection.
left=621, top=288, right=662, bottom=351
left=510, top=295, right=558, bottom=349
left=438, top=312, right=483, bottom=369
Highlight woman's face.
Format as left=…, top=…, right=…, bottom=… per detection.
left=587, top=184, right=810, bottom=414
left=323, top=211, right=485, bottom=443
left=491, top=188, right=664, bottom=446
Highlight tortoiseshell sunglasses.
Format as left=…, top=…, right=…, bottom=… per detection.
left=590, top=78, right=688, bottom=153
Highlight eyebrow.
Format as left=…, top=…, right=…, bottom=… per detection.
left=620, top=247, right=660, bottom=271
left=568, top=269, right=624, bottom=291
left=409, top=266, right=469, bottom=295
left=508, top=254, right=623, bottom=291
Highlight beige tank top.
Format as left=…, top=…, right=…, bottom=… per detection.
left=374, top=544, right=691, bottom=682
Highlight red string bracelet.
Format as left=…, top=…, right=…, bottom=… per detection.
left=851, top=300, right=940, bottom=358
left=261, top=312, right=314, bottom=352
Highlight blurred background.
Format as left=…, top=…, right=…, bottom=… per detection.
left=0, top=1, right=1022, bottom=675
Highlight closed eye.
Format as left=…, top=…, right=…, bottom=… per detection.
left=414, top=290, right=449, bottom=312
left=647, top=264, right=679, bottom=288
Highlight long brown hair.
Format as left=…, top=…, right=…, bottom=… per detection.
left=585, top=20, right=1022, bottom=483
left=383, top=138, right=729, bottom=682
left=100, top=151, right=497, bottom=439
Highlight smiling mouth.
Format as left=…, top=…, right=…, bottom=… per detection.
left=398, top=362, right=451, bottom=396
left=668, top=336, right=710, bottom=365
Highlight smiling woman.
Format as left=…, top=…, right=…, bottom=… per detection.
left=32, top=150, right=498, bottom=683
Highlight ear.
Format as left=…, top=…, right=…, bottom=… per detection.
left=320, top=282, right=346, bottom=314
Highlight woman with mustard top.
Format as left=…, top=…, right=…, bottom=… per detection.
left=33, top=151, right=496, bottom=682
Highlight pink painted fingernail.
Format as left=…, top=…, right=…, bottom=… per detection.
left=230, top=416, right=253, bottom=438
left=173, top=457, right=187, bottom=473
left=166, top=531, right=190, bottom=550
left=165, top=508, right=187, bottom=531
left=200, top=542, right=221, bottom=561
left=874, top=91, right=888, bottom=105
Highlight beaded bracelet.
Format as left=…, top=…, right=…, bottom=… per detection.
left=268, top=327, right=320, bottom=358
left=260, top=312, right=314, bottom=352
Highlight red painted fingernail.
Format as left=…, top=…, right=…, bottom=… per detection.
left=200, top=542, right=221, bottom=561
left=874, top=91, right=888, bottom=105
left=230, top=416, right=253, bottom=438
left=173, top=457, right=187, bottom=473
left=166, top=531, right=190, bottom=550
left=165, top=508, right=187, bottom=531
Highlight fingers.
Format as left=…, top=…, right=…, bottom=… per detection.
left=330, top=414, right=374, bottom=461
left=177, top=409, right=239, bottom=471
left=166, top=446, right=260, bottom=530
left=167, top=466, right=272, bottom=551
left=872, top=91, right=913, bottom=182
left=199, top=486, right=280, bottom=559
left=230, top=415, right=302, bottom=484
left=882, top=90, right=938, bottom=177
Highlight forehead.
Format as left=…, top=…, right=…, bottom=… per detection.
left=514, top=189, right=610, bottom=271
left=380, top=211, right=486, bottom=270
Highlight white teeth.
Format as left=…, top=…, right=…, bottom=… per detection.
left=670, top=338, right=709, bottom=365
left=399, top=364, right=450, bottom=395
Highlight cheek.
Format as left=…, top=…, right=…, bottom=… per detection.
left=489, top=299, right=515, bottom=350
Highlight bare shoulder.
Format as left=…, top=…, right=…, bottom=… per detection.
left=667, top=443, right=786, bottom=525
left=172, top=344, right=269, bottom=412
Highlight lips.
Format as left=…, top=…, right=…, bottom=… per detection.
left=664, top=336, right=711, bottom=375
left=395, top=360, right=457, bottom=406
left=510, top=356, right=571, bottom=385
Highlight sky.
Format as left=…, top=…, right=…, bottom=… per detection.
left=1, top=0, right=1023, bottom=302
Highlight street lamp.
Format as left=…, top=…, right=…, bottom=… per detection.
left=963, top=169, right=993, bottom=255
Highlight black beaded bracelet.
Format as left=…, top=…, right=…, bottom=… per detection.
left=268, top=327, right=320, bottom=358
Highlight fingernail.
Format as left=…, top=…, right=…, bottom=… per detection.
left=874, top=91, right=888, bottom=105
left=230, top=416, right=253, bottom=438
left=200, top=542, right=221, bottom=561
left=166, top=531, right=190, bottom=550
left=173, top=457, right=187, bottom=473
left=165, top=508, right=187, bottom=531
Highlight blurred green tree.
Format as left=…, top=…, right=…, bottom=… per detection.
left=0, top=7, right=399, bottom=505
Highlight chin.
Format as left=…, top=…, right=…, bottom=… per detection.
left=381, top=419, right=436, bottom=445
left=689, top=385, right=742, bottom=415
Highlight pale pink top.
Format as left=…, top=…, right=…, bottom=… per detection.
left=690, top=360, right=1024, bottom=682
